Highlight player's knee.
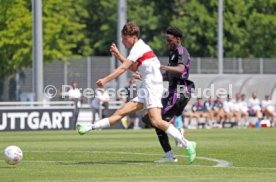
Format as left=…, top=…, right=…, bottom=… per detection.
left=150, top=121, right=159, bottom=128
left=148, top=116, right=161, bottom=128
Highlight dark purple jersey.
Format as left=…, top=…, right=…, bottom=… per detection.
left=167, top=45, right=191, bottom=90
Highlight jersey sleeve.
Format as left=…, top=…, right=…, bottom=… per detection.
left=179, top=47, right=191, bottom=79
left=127, top=48, right=141, bottom=63
left=127, top=41, right=143, bottom=63
left=177, top=46, right=190, bottom=66
left=176, top=47, right=184, bottom=65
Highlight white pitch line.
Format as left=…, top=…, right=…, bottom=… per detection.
left=23, top=150, right=276, bottom=170
left=195, top=156, right=231, bottom=167
left=23, top=160, right=276, bottom=171
left=25, top=150, right=230, bottom=167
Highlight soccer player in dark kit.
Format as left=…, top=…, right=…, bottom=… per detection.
left=143, top=27, right=195, bottom=163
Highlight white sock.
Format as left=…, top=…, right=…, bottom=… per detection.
left=165, top=124, right=189, bottom=148
left=93, top=118, right=110, bottom=129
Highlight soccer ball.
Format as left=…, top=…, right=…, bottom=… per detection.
left=3, top=145, right=23, bottom=165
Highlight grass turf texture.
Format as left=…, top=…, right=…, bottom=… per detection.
left=0, top=128, right=275, bottom=182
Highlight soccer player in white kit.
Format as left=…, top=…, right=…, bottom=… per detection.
left=76, top=22, right=196, bottom=164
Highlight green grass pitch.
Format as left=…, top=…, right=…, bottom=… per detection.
left=1, top=128, right=276, bottom=182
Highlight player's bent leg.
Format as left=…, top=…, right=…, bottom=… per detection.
left=147, top=108, right=170, bottom=130
left=147, top=108, right=196, bottom=164
left=108, top=101, right=143, bottom=125
left=77, top=101, right=143, bottom=135
left=155, top=128, right=172, bottom=153
left=144, top=110, right=177, bottom=163
left=154, top=128, right=178, bottom=163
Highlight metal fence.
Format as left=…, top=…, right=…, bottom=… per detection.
left=15, top=57, right=276, bottom=102
left=183, top=58, right=276, bottom=74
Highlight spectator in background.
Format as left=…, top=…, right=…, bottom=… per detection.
left=203, top=96, right=215, bottom=126
left=173, top=114, right=185, bottom=148
left=51, top=87, right=65, bottom=101
left=213, top=96, right=224, bottom=126
left=125, top=79, right=140, bottom=129
left=189, top=98, right=208, bottom=128
left=222, top=94, right=234, bottom=126
left=248, top=92, right=263, bottom=119
left=261, top=95, right=275, bottom=124
left=126, top=79, right=137, bottom=101
left=240, top=94, right=249, bottom=124
left=91, top=88, right=110, bottom=124
left=231, top=93, right=242, bottom=127
left=68, top=80, right=82, bottom=126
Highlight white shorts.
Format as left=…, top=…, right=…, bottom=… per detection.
left=265, top=106, right=275, bottom=113
left=132, top=83, right=163, bottom=109
left=252, top=105, right=261, bottom=111
left=224, top=109, right=231, bottom=113
left=241, top=106, right=248, bottom=113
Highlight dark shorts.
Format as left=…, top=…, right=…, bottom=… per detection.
left=142, top=79, right=195, bottom=125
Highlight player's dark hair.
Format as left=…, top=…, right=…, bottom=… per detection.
left=122, top=22, right=140, bottom=37
left=71, top=80, right=77, bottom=85
left=166, top=27, right=183, bottom=39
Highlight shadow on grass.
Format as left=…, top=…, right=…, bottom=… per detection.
left=0, top=166, right=17, bottom=168
left=58, top=160, right=153, bottom=165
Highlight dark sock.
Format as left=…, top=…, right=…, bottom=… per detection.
left=155, top=128, right=171, bottom=153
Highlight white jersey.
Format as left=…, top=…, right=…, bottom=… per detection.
left=91, top=90, right=110, bottom=109
left=127, top=39, right=163, bottom=83
left=248, top=97, right=261, bottom=111
left=127, top=39, right=163, bottom=109
left=262, top=100, right=274, bottom=108
left=68, top=88, right=82, bottom=107
left=240, top=100, right=248, bottom=113
left=232, top=99, right=242, bottom=112
left=223, top=100, right=234, bottom=113
left=68, top=88, right=81, bottom=99
left=261, top=99, right=275, bottom=112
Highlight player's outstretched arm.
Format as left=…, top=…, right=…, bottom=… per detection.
left=110, top=43, right=138, bottom=72
left=110, top=43, right=124, bottom=63
left=96, top=60, right=133, bottom=87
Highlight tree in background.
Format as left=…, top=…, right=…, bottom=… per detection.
left=0, top=0, right=275, bottom=100
left=0, top=0, right=90, bottom=77
left=128, top=0, right=174, bottom=56
left=244, top=0, right=276, bottom=58
left=0, top=0, right=32, bottom=77
left=0, top=0, right=90, bottom=100
left=0, top=0, right=32, bottom=100
left=2, top=0, right=274, bottom=72
left=170, top=0, right=276, bottom=58
left=43, top=0, right=91, bottom=61
left=170, top=0, right=217, bottom=57
left=82, top=0, right=117, bottom=56
left=223, top=0, right=275, bottom=58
